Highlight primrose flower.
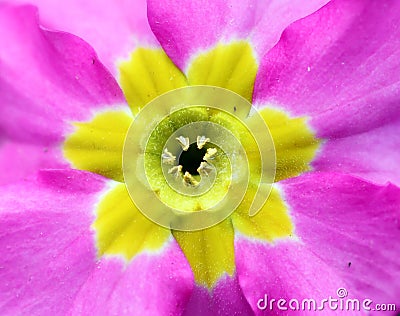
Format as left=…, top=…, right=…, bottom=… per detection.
left=1, top=0, right=400, bottom=315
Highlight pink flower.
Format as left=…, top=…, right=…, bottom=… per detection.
left=1, top=0, right=399, bottom=315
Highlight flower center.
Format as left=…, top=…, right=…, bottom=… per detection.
left=159, top=120, right=231, bottom=197
left=163, top=134, right=217, bottom=188
left=62, top=43, right=320, bottom=288
left=178, top=142, right=207, bottom=176
left=122, top=86, right=276, bottom=231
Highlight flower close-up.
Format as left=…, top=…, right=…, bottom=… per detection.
left=1, top=0, right=399, bottom=315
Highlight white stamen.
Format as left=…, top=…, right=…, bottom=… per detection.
left=183, top=172, right=199, bottom=187
left=168, top=165, right=182, bottom=178
left=176, top=136, right=190, bottom=151
left=162, top=148, right=176, bottom=165
left=204, top=148, right=217, bottom=161
left=197, top=161, right=213, bottom=176
left=196, top=136, right=210, bottom=149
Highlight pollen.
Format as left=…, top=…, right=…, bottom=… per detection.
left=204, top=148, right=217, bottom=161
left=168, top=165, right=183, bottom=178
left=197, top=136, right=210, bottom=149
left=162, top=148, right=176, bottom=165
left=183, top=171, right=199, bottom=187
left=197, top=161, right=213, bottom=176
left=176, top=136, right=190, bottom=151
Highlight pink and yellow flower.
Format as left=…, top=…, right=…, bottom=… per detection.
left=0, top=0, right=399, bottom=314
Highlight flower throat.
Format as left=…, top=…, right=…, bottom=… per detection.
left=179, top=143, right=207, bottom=175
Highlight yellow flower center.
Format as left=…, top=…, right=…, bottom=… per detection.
left=63, top=41, right=321, bottom=288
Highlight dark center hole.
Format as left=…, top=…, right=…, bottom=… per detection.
left=179, top=143, right=206, bottom=175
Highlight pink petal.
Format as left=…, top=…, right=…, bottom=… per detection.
left=0, top=169, right=194, bottom=314
left=0, top=141, right=66, bottom=185
left=0, top=4, right=127, bottom=145
left=253, top=0, right=400, bottom=184
left=183, top=275, right=253, bottom=315
left=70, top=242, right=193, bottom=315
left=147, top=0, right=329, bottom=71
left=236, top=241, right=344, bottom=315
left=236, top=172, right=400, bottom=314
left=312, top=122, right=400, bottom=186
left=8, top=0, right=157, bottom=74
left=0, top=169, right=105, bottom=314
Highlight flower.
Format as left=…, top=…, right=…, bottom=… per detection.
left=1, top=0, right=400, bottom=315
